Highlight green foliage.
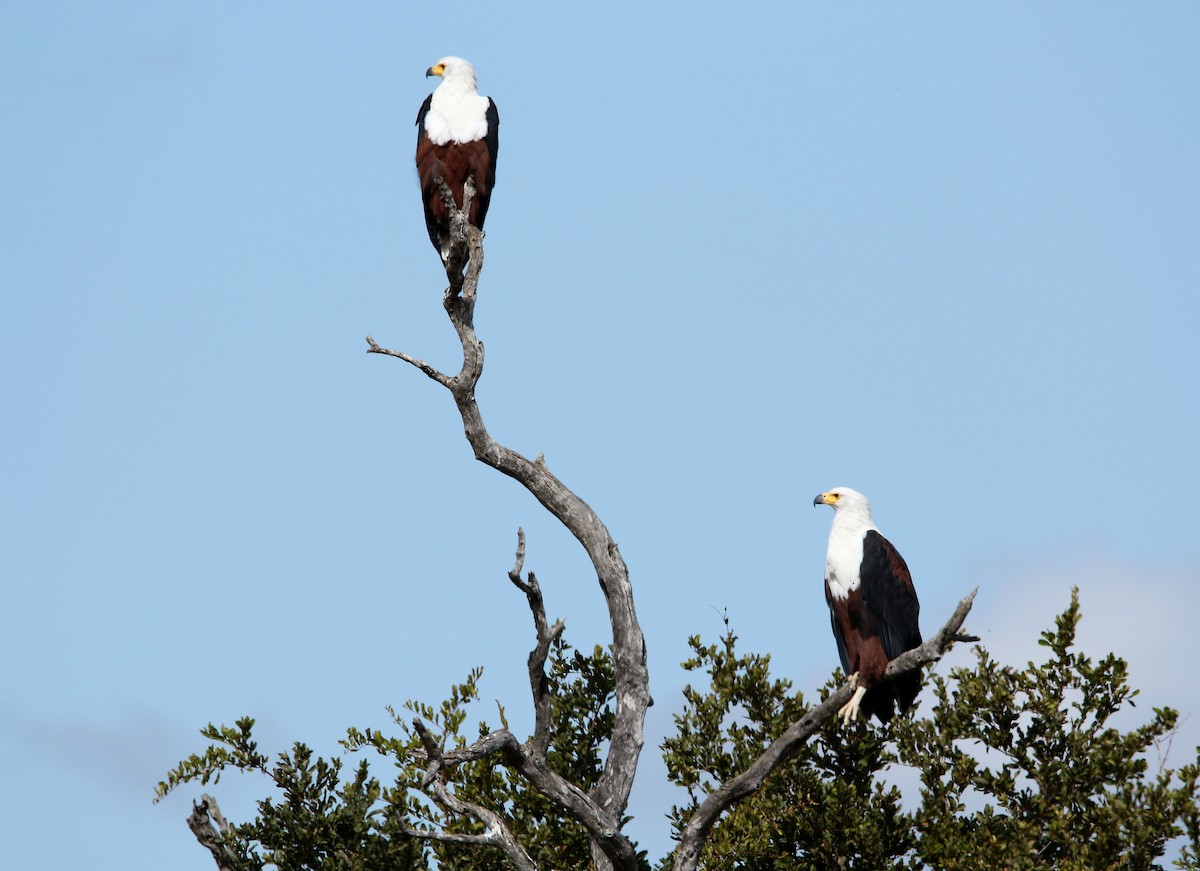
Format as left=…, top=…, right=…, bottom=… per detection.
left=664, top=590, right=1200, bottom=870
left=230, top=748, right=426, bottom=871
left=156, top=716, right=268, bottom=799
left=161, top=593, right=1200, bottom=870
left=900, top=588, right=1200, bottom=871
left=159, top=636, right=640, bottom=870
left=375, top=639, right=631, bottom=871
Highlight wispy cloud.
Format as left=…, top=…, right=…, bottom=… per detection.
left=962, top=547, right=1200, bottom=761
left=0, top=702, right=180, bottom=796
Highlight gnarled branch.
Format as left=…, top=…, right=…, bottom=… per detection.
left=187, top=794, right=236, bottom=871
left=508, top=527, right=566, bottom=756
left=436, top=176, right=474, bottom=291
left=368, top=195, right=649, bottom=871
left=407, top=719, right=537, bottom=871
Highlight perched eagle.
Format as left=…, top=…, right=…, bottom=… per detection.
left=415, top=56, right=498, bottom=275
left=814, top=487, right=922, bottom=724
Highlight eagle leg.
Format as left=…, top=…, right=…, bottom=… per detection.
left=838, top=685, right=867, bottom=725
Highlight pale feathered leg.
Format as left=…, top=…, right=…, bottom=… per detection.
left=839, top=683, right=867, bottom=725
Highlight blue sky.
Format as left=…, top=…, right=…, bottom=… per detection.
left=2, top=2, right=1198, bottom=867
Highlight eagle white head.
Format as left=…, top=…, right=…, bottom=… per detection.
left=814, top=487, right=873, bottom=520
left=426, top=56, right=479, bottom=91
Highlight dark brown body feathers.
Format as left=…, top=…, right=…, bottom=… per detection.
left=415, top=95, right=499, bottom=261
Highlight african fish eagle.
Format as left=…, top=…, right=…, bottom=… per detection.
left=415, top=56, right=498, bottom=275
left=814, top=487, right=922, bottom=724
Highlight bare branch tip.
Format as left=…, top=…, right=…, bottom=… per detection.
left=509, top=528, right=528, bottom=582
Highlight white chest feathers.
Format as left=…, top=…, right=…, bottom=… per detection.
left=425, top=87, right=490, bottom=145
left=825, top=524, right=868, bottom=601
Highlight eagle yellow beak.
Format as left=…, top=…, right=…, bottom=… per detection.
left=814, top=492, right=837, bottom=506
left=426, top=63, right=445, bottom=78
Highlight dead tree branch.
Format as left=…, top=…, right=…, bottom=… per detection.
left=368, top=194, right=649, bottom=871
left=362, top=336, right=452, bottom=386
left=405, top=719, right=538, bottom=871
left=436, top=177, right=474, bottom=291
left=508, top=527, right=566, bottom=757
left=671, top=588, right=979, bottom=871
left=403, top=720, right=633, bottom=864
left=187, top=794, right=237, bottom=871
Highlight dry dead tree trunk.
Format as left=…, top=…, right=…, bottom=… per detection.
left=367, top=179, right=650, bottom=871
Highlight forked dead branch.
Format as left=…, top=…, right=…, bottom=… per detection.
left=367, top=179, right=651, bottom=871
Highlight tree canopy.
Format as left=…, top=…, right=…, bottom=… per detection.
left=161, top=588, right=1200, bottom=869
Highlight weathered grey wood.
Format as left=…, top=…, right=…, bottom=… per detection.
left=368, top=186, right=649, bottom=871
left=408, top=719, right=538, bottom=871
left=187, top=795, right=236, bottom=871
left=508, top=528, right=566, bottom=758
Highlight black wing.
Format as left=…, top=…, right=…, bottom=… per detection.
left=859, top=530, right=921, bottom=659
left=415, top=94, right=432, bottom=132
left=414, top=95, right=440, bottom=251
left=860, top=530, right=922, bottom=712
left=825, top=583, right=852, bottom=676
left=485, top=98, right=499, bottom=177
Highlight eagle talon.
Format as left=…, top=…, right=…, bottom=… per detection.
left=838, top=685, right=867, bottom=725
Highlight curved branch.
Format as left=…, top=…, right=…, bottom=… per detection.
left=439, top=230, right=649, bottom=849
left=410, top=725, right=633, bottom=865
left=671, top=589, right=979, bottom=871
left=409, top=720, right=537, bottom=871
left=369, top=201, right=649, bottom=870
left=365, top=335, right=452, bottom=386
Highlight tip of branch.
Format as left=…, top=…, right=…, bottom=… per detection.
left=509, top=528, right=528, bottom=583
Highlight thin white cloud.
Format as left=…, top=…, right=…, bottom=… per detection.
left=963, top=548, right=1200, bottom=763
left=0, top=701, right=179, bottom=794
